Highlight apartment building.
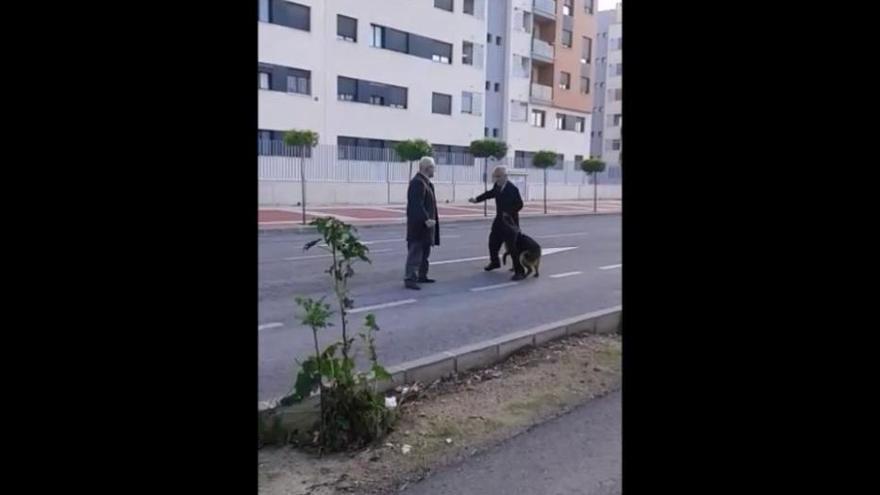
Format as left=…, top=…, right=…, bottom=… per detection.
left=589, top=2, right=621, bottom=168
left=258, top=0, right=595, bottom=169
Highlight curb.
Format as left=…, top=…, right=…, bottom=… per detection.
left=258, top=306, right=621, bottom=418
left=258, top=210, right=621, bottom=236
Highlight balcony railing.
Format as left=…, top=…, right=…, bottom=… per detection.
left=533, top=0, right=557, bottom=19
left=531, top=38, right=554, bottom=62
left=530, top=83, right=552, bottom=103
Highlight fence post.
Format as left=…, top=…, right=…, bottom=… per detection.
left=452, top=165, right=456, bottom=203
left=386, top=162, right=391, bottom=204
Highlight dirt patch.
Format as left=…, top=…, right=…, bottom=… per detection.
left=258, top=333, right=621, bottom=495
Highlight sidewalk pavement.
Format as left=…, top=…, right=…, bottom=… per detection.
left=259, top=199, right=621, bottom=231
left=403, top=390, right=621, bottom=495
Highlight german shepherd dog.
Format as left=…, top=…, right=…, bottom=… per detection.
left=500, top=213, right=542, bottom=278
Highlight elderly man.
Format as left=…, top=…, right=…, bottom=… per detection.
left=404, top=157, right=440, bottom=290
left=469, top=166, right=525, bottom=278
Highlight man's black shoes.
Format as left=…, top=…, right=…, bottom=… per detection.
left=484, top=262, right=501, bottom=271
left=417, top=278, right=436, bottom=283
left=404, top=280, right=421, bottom=290
left=511, top=272, right=526, bottom=281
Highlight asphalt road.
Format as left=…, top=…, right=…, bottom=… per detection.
left=402, top=390, right=621, bottom=495
left=259, top=214, right=621, bottom=401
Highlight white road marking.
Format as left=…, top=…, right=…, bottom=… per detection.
left=535, top=232, right=588, bottom=239
left=319, top=235, right=460, bottom=247
left=599, top=264, right=622, bottom=270
left=550, top=271, right=583, bottom=279
left=431, top=246, right=578, bottom=266
left=258, top=322, right=284, bottom=331
left=282, top=248, right=393, bottom=261
left=470, top=282, right=520, bottom=292
left=348, top=298, right=418, bottom=314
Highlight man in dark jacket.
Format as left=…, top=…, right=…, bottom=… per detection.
left=469, top=166, right=525, bottom=278
left=404, top=157, right=440, bottom=290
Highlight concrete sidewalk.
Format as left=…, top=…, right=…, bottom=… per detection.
left=259, top=199, right=621, bottom=231
left=403, top=390, right=621, bottom=495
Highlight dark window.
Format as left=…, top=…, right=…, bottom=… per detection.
left=337, top=76, right=407, bottom=109
left=259, top=62, right=310, bottom=95
left=258, top=0, right=271, bottom=22
left=580, top=77, right=589, bottom=94
left=484, top=127, right=489, bottom=137
left=530, top=109, right=545, bottom=127
left=584, top=0, right=594, bottom=14
left=487, top=33, right=492, bottom=43
left=562, top=29, right=573, bottom=48
left=433, top=144, right=475, bottom=166
left=575, top=117, right=585, bottom=132
left=485, top=80, right=491, bottom=90
left=514, top=150, right=535, bottom=168
left=559, top=71, right=571, bottom=90
left=258, top=71, right=271, bottom=90
left=269, top=0, right=310, bottom=31
left=257, top=129, right=312, bottom=157
left=494, top=82, right=500, bottom=92
left=287, top=72, right=310, bottom=95
left=463, top=41, right=474, bottom=65
left=582, top=37, right=592, bottom=63
left=464, top=0, right=475, bottom=15
left=337, top=15, right=357, bottom=42
left=337, top=136, right=401, bottom=161
left=575, top=155, right=584, bottom=167
left=434, top=0, right=453, bottom=12
left=432, top=92, right=452, bottom=115
left=373, top=24, right=452, bottom=64
left=496, top=35, right=502, bottom=45
left=492, top=128, right=499, bottom=137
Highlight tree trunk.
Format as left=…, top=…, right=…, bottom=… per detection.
left=543, top=168, right=548, bottom=214
left=593, top=174, right=598, bottom=213
left=300, top=151, right=307, bottom=225
left=483, top=158, right=488, bottom=217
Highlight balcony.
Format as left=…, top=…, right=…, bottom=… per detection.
left=533, top=0, right=557, bottom=19
left=530, top=83, right=552, bottom=104
left=531, top=38, right=555, bottom=63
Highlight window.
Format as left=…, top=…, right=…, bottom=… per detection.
left=562, top=29, right=573, bottom=48
left=494, top=82, right=500, bottom=92
left=432, top=92, right=452, bottom=115
left=580, top=77, right=590, bottom=94
left=522, top=12, right=532, bottom=32
left=514, top=151, right=534, bottom=168
left=584, top=0, right=594, bottom=14
left=258, top=0, right=270, bottom=22
left=337, top=136, right=401, bottom=162
left=434, top=0, right=454, bottom=12
left=513, top=55, right=530, bottom=77
left=575, top=117, right=585, bottom=133
left=287, top=74, right=309, bottom=95
left=609, top=88, right=622, bottom=101
left=463, top=41, right=474, bottom=65
left=487, top=33, right=492, bottom=43
left=559, top=72, right=571, bottom=90
left=371, top=24, right=452, bottom=64
left=581, top=37, right=592, bottom=63
left=258, top=129, right=312, bottom=157
left=461, top=91, right=482, bottom=115
left=493, top=128, right=499, bottom=137
left=614, top=37, right=623, bottom=50
left=258, top=71, right=270, bottom=90
left=615, top=63, right=623, bottom=76
left=269, top=1, right=310, bottom=31
left=611, top=139, right=621, bottom=151
left=575, top=155, right=584, bottom=167
left=486, top=80, right=491, bottom=90
left=555, top=113, right=564, bottom=130
left=563, top=0, right=573, bottom=16
left=484, top=127, right=489, bottom=137
left=496, top=35, right=502, bottom=46
left=530, top=109, right=545, bottom=128
left=464, top=0, right=475, bottom=15
left=609, top=114, right=622, bottom=126
left=337, top=15, right=357, bottom=42
left=337, top=76, right=408, bottom=108
left=510, top=100, right=528, bottom=121
left=556, top=113, right=585, bottom=132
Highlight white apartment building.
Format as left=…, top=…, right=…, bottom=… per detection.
left=259, top=0, right=605, bottom=204
left=589, top=2, right=621, bottom=168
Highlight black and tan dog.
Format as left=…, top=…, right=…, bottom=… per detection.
left=499, top=213, right=542, bottom=280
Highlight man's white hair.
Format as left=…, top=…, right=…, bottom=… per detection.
left=492, top=165, right=508, bottom=177
left=419, top=156, right=436, bottom=172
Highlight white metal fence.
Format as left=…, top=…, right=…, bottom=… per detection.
left=258, top=143, right=621, bottom=185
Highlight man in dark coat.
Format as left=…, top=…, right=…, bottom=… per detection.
left=468, top=166, right=525, bottom=278
left=404, top=157, right=440, bottom=290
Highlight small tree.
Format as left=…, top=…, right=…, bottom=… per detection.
left=532, top=150, right=558, bottom=214
left=470, top=139, right=509, bottom=216
left=394, top=139, right=433, bottom=179
left=283, top=130, right=319, bottom=224
left=580, top=158, right=607, bottom=213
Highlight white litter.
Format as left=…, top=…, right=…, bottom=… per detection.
left=401, top=444, right=412, bottom=455
left=385, top=396, right=398, bottom=409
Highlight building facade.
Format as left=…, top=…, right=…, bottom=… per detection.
left=589, top=2, right=621, bottom=168
left=258, top=0, right=596, bottom=171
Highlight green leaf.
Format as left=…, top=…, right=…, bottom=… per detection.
left=372, top=364, right=392, bottom=381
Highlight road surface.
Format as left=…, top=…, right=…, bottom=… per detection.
left=402, top=390, right=621, bottom=495
left=259, top=214, right=621, bottom=401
